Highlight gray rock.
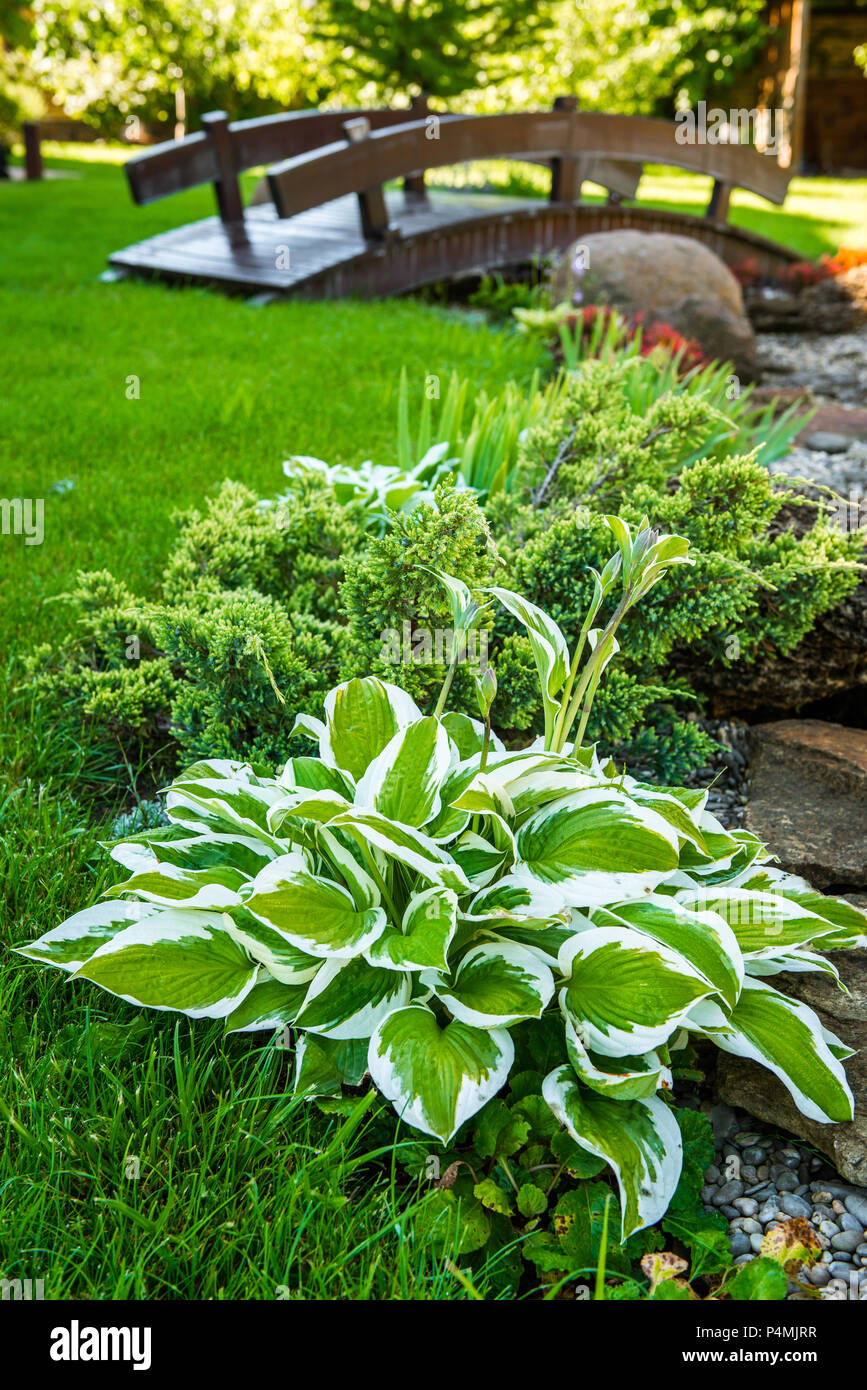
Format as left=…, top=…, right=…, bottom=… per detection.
left=739, top=1217, right=763, bottom=1235
left=804, top=432, right=852, bottom=454
left=777, top=1193, right=812, bottom=1219
left=735, top=1132, right=761, bottom=1146
left=809, top=1265, right=831, bottom=1287
left=829, top=1261, right=855, bottom=1280
left=733, top=1197, right=759, bottom=1217
left=831, top=1230, right=863, bottom=1253
left=812, top=1205, right=837, bottom=1222
left=742, top=1147, right=765, bottom=1164
left=819, top=1220, right=840, bottom=1238
left=857, top=1243, right=867, bottom=1257
left=844, top=1193, right=867, bottom=1226
left=704, top=1164, right=721, bottom=1184
left=750, top=1232, right=765, bottom=1253
left=840, top=1213, right=865, bottom=1233
left=701, top=1185, right=716, bottom=1205
left=713, top=1180, right=744, bottom=1206
left=758, top=1202, right=779, bottom=1224
left=775, top=1171, right=799, bottom=1193
left=720, top=1204, right=740, bottom=1219
left=733, top=1253, right=754, bottom=1266
left=800, top=430, right=855, bottom=453
left=730, top=1233, right=751, bottom=1258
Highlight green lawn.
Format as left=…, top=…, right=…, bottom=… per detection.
left=1, top=152, right=862, bottom=1301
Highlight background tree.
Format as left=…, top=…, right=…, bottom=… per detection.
left=310, top=0, right=555, bottom=100
left=27, top=0, right=327, bottom=133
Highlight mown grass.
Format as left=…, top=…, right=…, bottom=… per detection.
left=1, top=151, right=862, bottom=1300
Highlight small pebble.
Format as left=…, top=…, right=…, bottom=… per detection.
left=829, top=1261, right=855, bottom=1279
left=713, top=1180, right=744, bottom=1206
left=819, top=1220, right=840, bottom=1238
left=704, top=1164, right=721, bottom=1184
left=844, top=1194, right=867, bottom=1226
left=730, top=1233, right=751, bottom=1258
left=733, top=1197, right=758, bottom=1217
left=831, top=1230, right=863, bottom=1254
left=809, top=1266, right=831, bottom=1288
left=750, top=1232, right=765, bottom=1253
left=840, top=1213, right=865, bottom=1234
left=777, top=1193, right=811, bottom=1220
left=775, top=1171, right=799, bottom=1193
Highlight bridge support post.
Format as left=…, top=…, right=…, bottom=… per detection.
left=550, top=96, right=588, bottom=203
left=201, top=111, right=248, bottom=244
left=706, top=179, right=731, bottom=221
left=23, top=123, right=43, bottom=181
left=343, top=117, right=395, bottom=241
left=403, top=93, right=430, bottom=202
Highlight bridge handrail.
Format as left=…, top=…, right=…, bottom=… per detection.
left=266, top=111, right=789, bottom=220
left=123, top=102, right=429, bottom=207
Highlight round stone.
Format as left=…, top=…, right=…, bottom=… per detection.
left=809, top=1266, right=831, bottom=1287
left=777, top=1193, right=811, bottom=1220
left=844, top=1194, right=867, bottom=1226
left=733, top=1197, right=759, bottom=1217
left=831, top=1230, right=863, bottom=1254
left=775, top=1171, right=799, bottom=1192
left=840, top=1213, right=865, bottom=1234
left=729, top=1233, right=751, bottom=1258
left=749, top=1232, right=765, bottom=1253
left=712, top=1180, right=744, bottom=1206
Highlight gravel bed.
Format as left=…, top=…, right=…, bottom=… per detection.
left=757, top=325, right=867, bottom=406
left=628, top=717, right=750, bottom=829
left=703, top=1103, right=867, bottom=1301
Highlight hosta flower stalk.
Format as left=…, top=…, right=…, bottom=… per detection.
left=18, top=521, right=865, bottom=1239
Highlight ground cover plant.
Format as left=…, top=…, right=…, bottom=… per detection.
left=19, top=522, right=866, bottom=1268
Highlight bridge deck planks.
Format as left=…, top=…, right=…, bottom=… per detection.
left=108, top=188, right=539, bottom=293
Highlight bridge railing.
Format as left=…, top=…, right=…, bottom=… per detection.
left=121, top=100, right=790, bottom=243
left=266, top=110, right=790, bottom=237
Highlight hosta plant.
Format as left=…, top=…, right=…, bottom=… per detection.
left=19, top=519, right=865, bottom=1240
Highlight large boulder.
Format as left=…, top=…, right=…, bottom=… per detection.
left=717, top=945, right=867, bottom=1185
left=552, top=230, right=759, bottom=379
left=743, top=721, right=867, bottom=890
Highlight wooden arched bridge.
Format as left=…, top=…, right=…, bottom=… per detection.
left=109, top=97, right=798, bottom=298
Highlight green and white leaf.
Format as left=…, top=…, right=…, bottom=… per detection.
left=15, top=900, right=156, bottom=973
left=354, top=715, right=450, bottom=827
left=296, top=956, right=411, bottom=1039
left=559, top=926, right=715, bottom=1056
left=322, top=677, right=421, bottom=781
left=224, top=974, right=308, bottom=1032
left=692, top=977, right=854, bottom=1124
left=427, top=942, right=555, bottom=1027
left=542, top=1065, right=683, bottom=1238
left=596, top=894, right=743, bottom=1010
left=565, top=1019, right=673, bottom=1100
left=366, top=886, right=457, bottom=972
left=368, top=1004, right=514, bottom=1142
left=75, top=912, right=258, bottom=1019
left=244, top=859, right=387, bottom=960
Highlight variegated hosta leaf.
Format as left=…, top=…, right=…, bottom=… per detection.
left=542, top=1065, right=683, bottom=1237
left=565, top=1020, right=672, bottom=1101
left=221, top=908, right=321, bottom=983
left=315, top=826, right=381, bottom=910
left=559, top=927, right=715, bottom=1057
left=485, top=586, right=569, bottom=738
left=450, top=829, right=510, bottom=888
left=322, top=677, right=422, bottom=781
left=515, top=789, right=679, bottom=906
left=267, top=788, right=350, bottom=836
left=426, top=942, right=555, bottom=1027
left=468, top=874, right=569, bottom=926
left=691, top=977, right=854, bottom=1124
left=622, top=787, right=707, bottom=854
left=243, top=858, right=387, bottom=960
left=675, top=887, right=843, bottom=956
left=594, top=895, right=744, bottom=1010
left=277, top=756, right=353, bottom=796
left=368, top=1004, right=514, bottom=1142
left=103, top=862, right=245, bottom=910
left=744, top=947, right=842, bottom=980
left=165, top=772, right=286, bottom=843
left=327, top=809, right=469, bottom=893
left=772, top=889, right=867, bottom=951
left=110, top=830, right=277, bottom=877
left=75, top=912, right=258, bottom=1019
left=353, top=716, right=451, bottom=827
left=295, top=956, right=411, bottom=1039
left=14, top=899, right=155, bottom=973
left=366, top=887, right=457, bottom=972
left=224, top=974, right=308, bottom=1032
